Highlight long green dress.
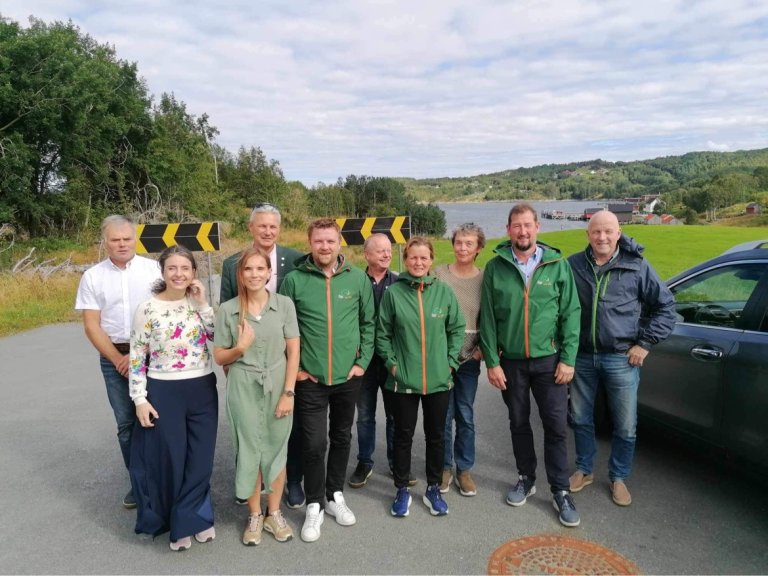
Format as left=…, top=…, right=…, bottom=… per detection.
left=214, top=291, right=299, bottom=498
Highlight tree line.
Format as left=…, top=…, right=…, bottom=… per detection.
left=0, top=16, right=446, bottom=239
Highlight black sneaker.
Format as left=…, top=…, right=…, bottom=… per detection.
left=235, top=497, right=248, bottom=506
left=553, top=490, right=580, bottom=527
left=506, top=475, right=536, bottom=507
left=348, top=462, right=374, bottom=488
left=122, top=488, right=137, bottom=509
left=284, top=481, right=306, bottom=509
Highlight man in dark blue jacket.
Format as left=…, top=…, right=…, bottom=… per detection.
left=568, top=210, right=675, bottom=507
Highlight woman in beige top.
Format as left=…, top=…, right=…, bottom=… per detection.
left=433, top=223, right=486, bottom=497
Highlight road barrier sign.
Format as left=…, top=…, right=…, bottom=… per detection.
left=335, top=216, right=410, bottom=246
left=136, top=222, right=220, bottom=254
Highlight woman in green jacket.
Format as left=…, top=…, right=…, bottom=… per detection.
left=376, top=237, right=465, bottom=518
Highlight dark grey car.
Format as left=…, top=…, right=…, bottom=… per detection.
left=639, top=245, right=768, bottom=469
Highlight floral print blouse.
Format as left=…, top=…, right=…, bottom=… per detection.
left=129, top=296, right=215, bottom=405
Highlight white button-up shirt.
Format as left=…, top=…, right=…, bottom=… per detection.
left=75, top=255, right=161, bottom=343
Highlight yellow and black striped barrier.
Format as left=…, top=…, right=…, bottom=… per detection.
left=335, top=216, right=410, bottom=247
left=136, top=222, right=220, bottom=254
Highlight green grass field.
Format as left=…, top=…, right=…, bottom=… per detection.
left=432, top=225, right=768, bottom=280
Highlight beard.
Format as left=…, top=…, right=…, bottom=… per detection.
left=514, top=239, right=533, bottom=252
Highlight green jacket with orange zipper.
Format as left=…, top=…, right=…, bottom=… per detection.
left=479, top=240, right=581, bottom=368
left=279, top=253, right=375, bottom=385
left=375, top=272, right=465, bottom=395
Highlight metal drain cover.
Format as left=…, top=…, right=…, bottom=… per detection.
left=488, top=534, right=640, bottom=575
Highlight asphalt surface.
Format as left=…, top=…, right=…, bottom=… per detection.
left=2, top=322, right=768, bottom=574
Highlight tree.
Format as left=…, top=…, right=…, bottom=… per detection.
left=0, top=17, right=151, bottom=235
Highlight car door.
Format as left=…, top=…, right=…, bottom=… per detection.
left=640, top=260, right=768, bottom=451
left=720, top=271, right=768, bottom=466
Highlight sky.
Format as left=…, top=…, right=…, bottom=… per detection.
left=3, top=1, right=768, bottom=185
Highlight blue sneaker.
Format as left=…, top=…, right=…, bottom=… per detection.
left=506, top=475, right=536, bottom=507
left=284, top=481, right=306, bottom=509
left=553, top=490, right=580, bottom=527
left=391, top=487, right=412, bottom=517
left=422, top=484, right=449, bottom=516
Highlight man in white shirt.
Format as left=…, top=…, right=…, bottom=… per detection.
left=75, top=215, right=160, bottom=509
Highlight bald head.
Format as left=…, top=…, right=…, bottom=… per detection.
left=364, top=233, right=393, bottom=275
left=587, top=210, right=621, bottom=265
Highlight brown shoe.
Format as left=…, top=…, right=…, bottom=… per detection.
left=455, top=470, right=477, bottom=496
left=439, top=469, right=452, bottom=494
left=264, top=509, right=293, bottom=542
left=611, top=480, right=632, bottom=506
left=569, top=471, right=594, bottom=492
left=242, top=513, right=264, bottom=546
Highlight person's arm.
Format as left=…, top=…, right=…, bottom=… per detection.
left=353, top=274, right=376, bottom=373
left=554, top=261, right=581, bottom=384
left=276, top=336, right=300, bottom=418
left=83, top=310, right=128, bottom=375
left=627, top=261, right=677, bottom=366
left=220, top=255, right=236, bottom=304
left=129, top=302, right=159, bottom=426
left=445, top=288, right=466, bottom=372
left=375, top=289, right=398, bottom=376
left=479, top=264, right=507, bottom=389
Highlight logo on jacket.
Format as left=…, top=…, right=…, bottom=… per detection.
left=536, top=277, right=553, bottom=288
left=337, top=289, right=354, bottom=300
left=431, top=307, right=446, bottom=318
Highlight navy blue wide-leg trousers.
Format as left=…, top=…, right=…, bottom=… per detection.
left=130, top=372, right=218, bottom=541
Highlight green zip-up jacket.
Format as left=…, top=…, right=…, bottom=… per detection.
left=479, top=240, right=581, bottom=368
left=279, top=254, right=375, bottom=385
left=376, top=272, right=465, bottom=395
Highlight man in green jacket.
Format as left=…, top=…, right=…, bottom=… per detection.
left=219, top=202, right=307, bottom=509
left=279, top=218, right=375, bottom=543
left=479, top=203, right=582, bottom=527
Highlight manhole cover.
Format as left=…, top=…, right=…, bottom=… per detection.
left=488, top=534, right=640, bottom=575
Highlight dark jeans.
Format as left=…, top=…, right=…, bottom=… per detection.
left=99, top=356, right=135, bottom=470
left=355, top=356, right=394, bottom=467
left=296, top=376, right=362, bottom=508
left=386, top=389, right=450, bottom=489
left=500, top=354, right=570, bottom=493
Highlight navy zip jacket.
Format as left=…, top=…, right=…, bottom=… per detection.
left=568, top=235, right=676, bottom=354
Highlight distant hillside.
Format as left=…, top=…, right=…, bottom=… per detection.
left=398, top=149, right=768, bottom=217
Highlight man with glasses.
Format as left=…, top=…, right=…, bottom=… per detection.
left=220, top=202, right=306, bottom=509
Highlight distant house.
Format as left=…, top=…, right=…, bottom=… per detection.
left=607, top=203, right=634, bottom=223
left=643, top=214, right=661, bottom=225
left=583, top=207, right=603, bottom=219
left=746, top=202, right=762, bottom=215
left=661, top=215, right=681, bottom=225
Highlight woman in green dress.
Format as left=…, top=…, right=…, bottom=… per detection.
left=214, top=247, right=300, bottom=545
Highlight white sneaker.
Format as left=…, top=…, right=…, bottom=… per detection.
left=325, top=491, right=357, bottom=526
left=301, top=503, right=324, bottom=542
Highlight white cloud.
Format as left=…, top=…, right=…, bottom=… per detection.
left=2, top=0, right=767, bottom=184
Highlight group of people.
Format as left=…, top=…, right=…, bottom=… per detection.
left=75, top=200, right=675, bottom=550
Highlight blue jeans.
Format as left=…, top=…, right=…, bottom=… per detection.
left=444, top=359, right=480, bottom=471
left=355, top=357, right=394, bottom=467
left=571, top=352, right=640, bottom=482
left=99, top=356, right=136, bottom=470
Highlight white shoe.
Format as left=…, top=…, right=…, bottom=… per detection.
left=301, top=503, right=324, bottom=542
left=325, top=491, right=357, bottom=526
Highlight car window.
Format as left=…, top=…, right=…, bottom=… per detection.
left=671, top=263, right=767, bottom=328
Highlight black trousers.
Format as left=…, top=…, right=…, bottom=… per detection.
left=296, top=376, right=361, bottom=508
left=385, top=389, right=450, bottom=489
left=499, top=354, right=570, bottom=493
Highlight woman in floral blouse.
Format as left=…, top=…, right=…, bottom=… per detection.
left=129, top=245, right=217, bottom=551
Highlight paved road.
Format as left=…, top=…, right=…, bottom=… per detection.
left=2, top=323, right=767, bottom=574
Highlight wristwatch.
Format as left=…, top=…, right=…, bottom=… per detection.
left=283, top=390, right=295, bottom=397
